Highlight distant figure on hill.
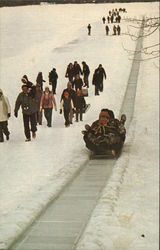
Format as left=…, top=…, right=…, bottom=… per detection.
left=102, top=17, right=106, bottom=24
left=117, top=25, right=121, bottom=35
left=48, top=68, right=58, bottom=95
left=105, top=25, right=110, bottom=35
left=87, top=24, right=91, bottom=36
left=113, top=25, right=117, bottom=35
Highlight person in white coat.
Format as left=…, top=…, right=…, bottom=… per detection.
left=0, top=89, right=11, bottom=142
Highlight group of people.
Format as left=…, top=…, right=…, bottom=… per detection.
left=0, top=61, right=107, bottom=142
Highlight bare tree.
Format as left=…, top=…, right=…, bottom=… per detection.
left=123, top=16, right=160, bottom=61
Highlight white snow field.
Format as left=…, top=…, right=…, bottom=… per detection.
left=0, top=2, right=159, bottom=250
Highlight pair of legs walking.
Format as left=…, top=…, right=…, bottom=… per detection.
left=23, top=113, right=37, bottom=141
left=76, top=108, right=83, bottom=122
left=44, top=108, right=53, bottom=127
left=0, top=121, right=10, bottom=142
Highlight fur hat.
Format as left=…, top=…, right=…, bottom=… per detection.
left=21, top=75, right=28, bottom=83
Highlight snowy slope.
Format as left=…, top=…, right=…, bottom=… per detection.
left=0, top=2, right=159, bottom=249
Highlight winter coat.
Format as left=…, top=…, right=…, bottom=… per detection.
left=14, top=92, right=37, bottom=115
left=60, top=96, right=74, bottom=111
left=72, top=78, right=83, bottom=91
left=82, top=64, right=90, bottom=76
left=73, top=64, right=82, bottom=76
left=49, top=70, right=58, bottom=84
left=61, top=88, right=76, bottom=106
left=40, top=91, right=57, bottom=110
left=0, top=90, right=11, bottom=122
left=94, top=68, right=106, bottom=84
left=75, top=95, right=86, bottom=109
left=65, top=66, right=74, bottom=82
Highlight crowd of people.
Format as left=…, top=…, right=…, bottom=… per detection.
left=0, top=61, right=107, bottom=142
left=87, top=7, right=127, bottom=36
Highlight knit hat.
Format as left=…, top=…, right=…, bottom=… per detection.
left=21, top=75, right=28, bottom=83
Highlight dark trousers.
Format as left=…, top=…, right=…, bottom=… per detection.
left=95, top=84, right=100, bottom=95
left=23, top=113, right=37, bottom=139
left=83, top=75, right=89, bottom=88
left=36, top=110, right=42, bottom=125
left=64, top=109, right=70, bottom=126
left=0, top=121, right=10, bottom=142
left=44, top=108, right=52, bottom=127
left=76, top=108, right=83, bottom=121
left=51, top=83, right=57, bottom=94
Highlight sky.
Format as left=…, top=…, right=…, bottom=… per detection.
left=0, top=2, right=159, bottom=249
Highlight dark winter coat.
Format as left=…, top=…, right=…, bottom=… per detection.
left=14, top=92, right=37, bottom=115
left=60, top=96, right=74, bottom=111
left=36, top=73, right=45, bottom=90
left=49, top=70, right=58, bottom=84
left=75, top=95, right=86, bottom=109
left=72, top=78, right=83, bottom=91
left=94, top=68, right=106, bottom=83
left=82, top=64, right=90, bottom=76
left=73, top=64, right=82, bottom=76
left=65, top=66, right=74, bottom=82
left=61, top=88, right=76, bottom=106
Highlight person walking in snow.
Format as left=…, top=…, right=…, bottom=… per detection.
left=73, top=61, right=83, bottom=77
left=60, top=91, right=74, bottom=127
left=40, top=86, right=57, bottom=127
left=105, top=25, right=110, bottom=35
left=35, top=84, right=43, bottom=125
left=82, top=61, right=90, bottom=88
left=117, top=25, right=121, bottom=35
left=65, top=63, right=74, bottom=83
left=14, top=84, right=37, bottom=142
left=72, top=74, right=83, bottom=91
left=0, top=89, right=11, bottom=142
left=75, top=89, right=86, bottom=122
left=113, top=25, right=117, bottom=35
left=36, top=72, right=46, bottom=91
left=48, top=68, right=58, bottom=94
left=102, top=16, right=106, bottom=24
left=94, top=64, right=107, bottom=93
left=87, top=24, right=91, bottom=36
left=61, top=82, right=76, bottom=124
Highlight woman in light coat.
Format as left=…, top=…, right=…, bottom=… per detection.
left=40, top=86, right=57, bottom=127
left=0, top=89, right=11, bottom=142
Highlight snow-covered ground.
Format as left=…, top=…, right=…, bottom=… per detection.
left=0, top=2, right=159, bottom=249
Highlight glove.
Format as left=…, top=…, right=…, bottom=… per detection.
left=8, top=113, right=11, bottom=118
left=14, top=111, right=18, bottom=118
left=60, top=109, right=62, bottom=114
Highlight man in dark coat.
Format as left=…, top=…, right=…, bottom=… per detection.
left=65, top=63, right=74, bottom=83
left=14, top=84, right=37, bottom=141
left=87, top=24, right=91, bottom=36
left=82, top=61, right=90, bottom=88
left=49, top=68, right=58, bottom=94
left=105, top=25, right=110, bottom=35
left=72, top=74, right=83, bottom=91
left=93, top=64, right=106, bottom=94
left=73, top=61, right=82, bottom=77
left=117, top=25, right=121, bottom=35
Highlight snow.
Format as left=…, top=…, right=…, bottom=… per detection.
left=0, top=2, right=159, bottom=249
